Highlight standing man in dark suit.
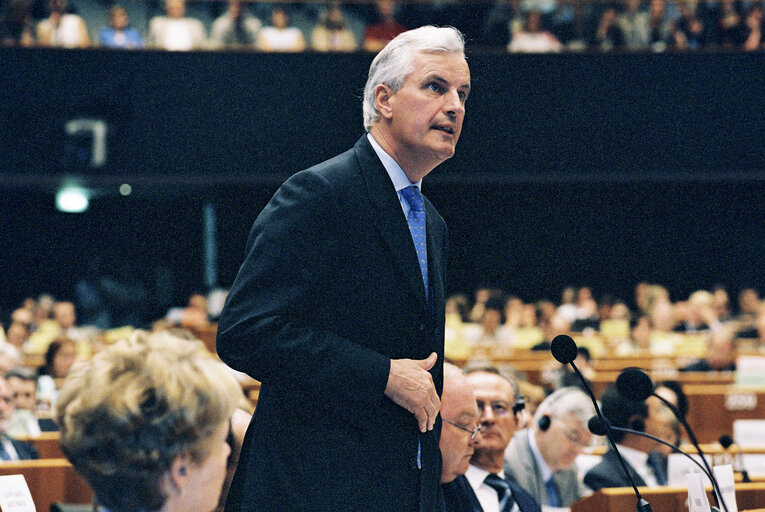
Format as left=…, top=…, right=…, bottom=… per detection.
left=444, top=366, right=541, bottom=512
left=216, top=25, right=470, bottom=512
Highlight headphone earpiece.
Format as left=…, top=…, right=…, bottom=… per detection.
left=537, top=414, right=551, bottom=432
left=179, top=467, right=186, bottom=476
left=512, top=395, right=526, bottom=415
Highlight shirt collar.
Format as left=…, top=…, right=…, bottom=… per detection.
left=466, top=463, right=507, bottom=491
left=367, top=133, right=421, bottom=193
left=527, top=429, right=554, bottom=482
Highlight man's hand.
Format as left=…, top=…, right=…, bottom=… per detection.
left=385, top=352, right=440, bottom=433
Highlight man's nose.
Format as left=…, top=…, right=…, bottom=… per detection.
left=443, top=89, right=464, bottom=116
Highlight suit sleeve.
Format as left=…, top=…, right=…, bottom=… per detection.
left=216, top=170, right=390, bottom=406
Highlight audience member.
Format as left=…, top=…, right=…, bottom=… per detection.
left=440, top=363, right=482, bottom=484
left=362, top=0, right=406, bottom=51
left=311, top=3, right=358, bottom=52
left=56, top=330, right=241, bottom=512
left=673, top=0, right=709, bottom=49
left=5, top=367, right=41, bottom=437
left=505, top=387, right=595, bottom=508
left=617, top=0, right=651, bottom=49
left=735, top=287, right=761, bottom=337
left=209, top=0, right=261, bottom=49
left=713, top=0, right=746, bottom=48
left=148, top=0, right=207, bottom=51
left=257, top=6, right=306, bottom=52
left=4, top=321, right=29, bottom=353
left=647, top=0, right=675, bottom=50
left=35, top=0, right=89, bottom=47
left=98, top=5, right=142, bottom=49
left=445, top=366, right=541, bottom=512
left=681, top=326, right=737, bottom=372
left=0, top=0, right=35, bottom=46
left=482, top=0, right=523, bottom=47
left=508, top=9, right=563, bottom=52
left=0, top=375, right=38, bottom=459
left=36, top=337, right=77, bottom=410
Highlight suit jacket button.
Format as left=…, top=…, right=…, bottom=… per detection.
left=419, top=323, right=425, bottom=331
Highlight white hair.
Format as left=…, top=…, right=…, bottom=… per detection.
left=534, top=387, right=595, bottom=428
left=362, top=25, right=465, bottom=131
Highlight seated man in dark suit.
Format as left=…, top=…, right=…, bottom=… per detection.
left=0, top=375, right=38, bottom=460
left=584, top=385, right=667, bottom=491
left=444, top=365, right=541, bottom=512
left=680, top=327, right=737, bottom=372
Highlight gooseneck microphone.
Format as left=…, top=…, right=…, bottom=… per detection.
left=616, top=367, right=730, bottom=512
left=551, top=335, right=652, bottom=512
left=719, top=435, right=750, bottom=483
left=588, top=416, right=724, bottom=512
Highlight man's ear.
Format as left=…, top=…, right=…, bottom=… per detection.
left=168, top=452, right=191, bottom=494
left=374, top=84, right=395, bottom=121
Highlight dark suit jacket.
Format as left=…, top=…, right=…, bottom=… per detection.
left=584, top=448, right=647, bottom=491
left=443, top=474, right=541, bottom=512
left=217, top=135, right=447, bottom=512
left=3, top=437, right=38, bottom=460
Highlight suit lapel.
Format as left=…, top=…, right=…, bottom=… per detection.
left=355, top=136, right=429, bottom=313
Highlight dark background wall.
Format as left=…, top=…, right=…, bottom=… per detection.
left=2, top=48, right=764, bottom=317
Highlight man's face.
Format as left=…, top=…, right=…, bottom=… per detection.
left=468, top=372, right=519, bottom=459
left=440, top=378, right=481, bottom=483
left=0, top=379, right=15, bottom=432
left=54, top=302, right=76, bottom=329
left=7, top=377, right=36, bottom=411
left=382, top=51, right=470, bottom=176
left=536, top=413, right=591, bottom=471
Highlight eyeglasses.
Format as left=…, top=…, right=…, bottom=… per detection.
left=443, top=419, right=482, bottom=440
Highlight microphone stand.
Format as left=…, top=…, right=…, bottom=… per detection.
left=610, top=425, right=725, bottom=512
left=651, top=393, right=729, bottom=512
left=571, top=361, right=652, bottom=512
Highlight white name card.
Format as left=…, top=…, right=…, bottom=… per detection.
left=713, top=464, right=738, bottom=512
left=687, top=472, right=711, bottom=512
left=0, top=474, right=35, bottom=512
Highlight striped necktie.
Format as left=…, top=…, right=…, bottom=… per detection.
left=484, top=473, right=515, bottom=512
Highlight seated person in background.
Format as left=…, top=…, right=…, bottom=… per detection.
left=681, top=327, right=737, bottom=372
left=36, top=337, right=77, bottom=412
left=148, top=0, right=207, bottom=50
left=209, top=0, right=260, bottom=49
left=3, top=321, right=30, bottom=354
left=56, top=330, right=241, bottom=512
left=362, top=0, right=406, bottom=51
left=505, top=387, right=595, bottom=508
left=311, top=3, right=358, bottom=52
left=98, top=5, right=142, bottom=48
left=257, top=6, right=306, bottom=52
left=5, top=367, right=41, bottom=437
left=584, top=385, right=667, bottom=491
left=446, top=365, right=541, bottom=512
left=0, top=0, right=35, bottom=46
left=0, top=375, right=38, bottom=460
left=441, top=363, right=482, bottom=485
left=35, top=0, right=88, bottom=47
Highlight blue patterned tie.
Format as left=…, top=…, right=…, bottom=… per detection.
left=400, top=185, right=429, bottom=300
left=545, top=477, right=562, bottom=507
left=484, top=474, right=515, bottom=512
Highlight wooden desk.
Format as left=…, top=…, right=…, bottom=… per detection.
left=15, top=432, right=64, bottom=459
left=571, top=482, right=765, bottom=512
left=685, top=385, right=765, bottom=443
left=0, top=459, right=93, bottom=512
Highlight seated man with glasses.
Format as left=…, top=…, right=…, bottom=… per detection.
left=440, top=363, right=482, bottom=485
left=505, top=387, right=595, bottom=509
left=444, top=365, right=541, bottom=512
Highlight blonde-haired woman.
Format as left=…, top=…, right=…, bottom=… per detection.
left=56, top=331, right=242, bottom=512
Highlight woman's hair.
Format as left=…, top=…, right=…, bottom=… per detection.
left=56, top=330, right=241, bottom=512
left=362, top=25, right=465, bottom=131
left=40, top=337, right=74, bottom=377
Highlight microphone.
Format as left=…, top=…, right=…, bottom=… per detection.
left=551, top=335, right=652, bottom=512
left=616, top=368, right=729, bottom=512
left=719, top=435, right=750, bottom=483
left=588, top=416, right=723, bottom=512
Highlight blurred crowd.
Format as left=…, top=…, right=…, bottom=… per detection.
left=3, top=0, right=765, bottom=52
